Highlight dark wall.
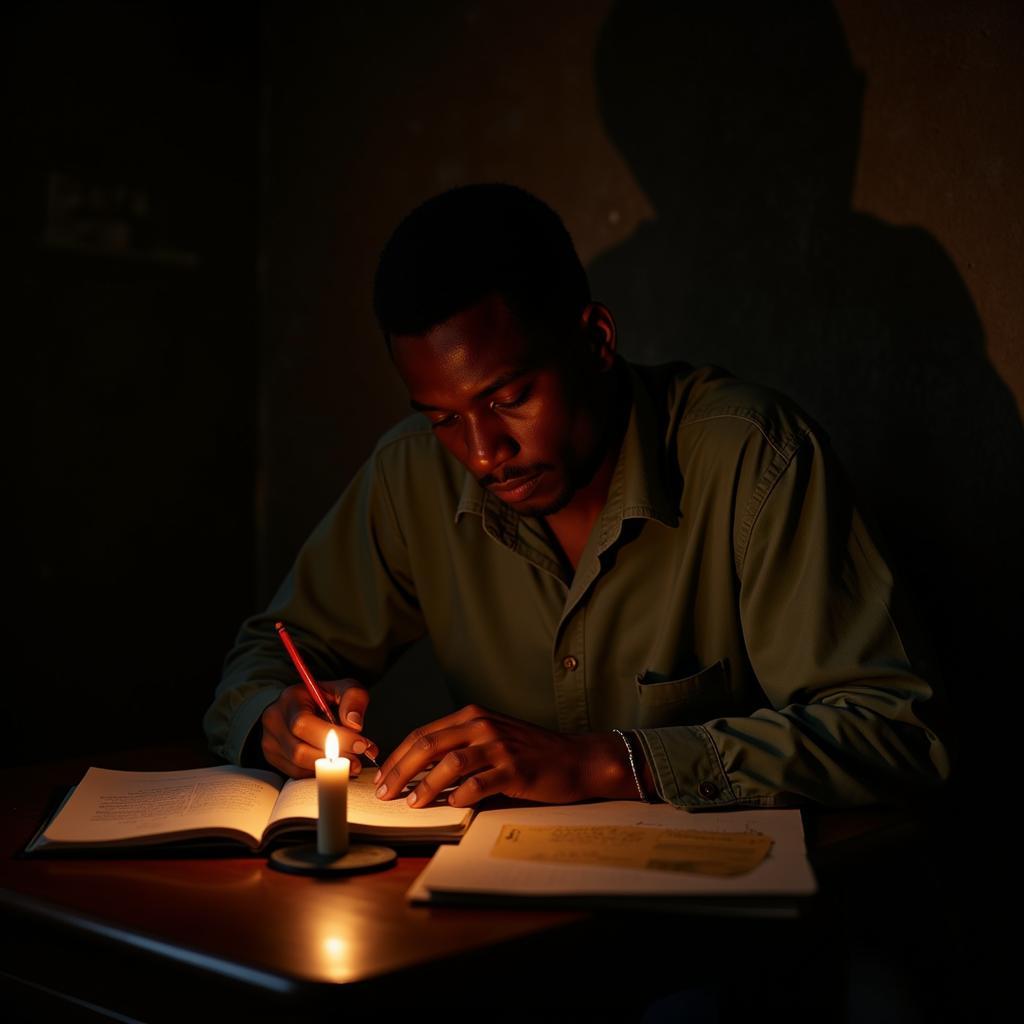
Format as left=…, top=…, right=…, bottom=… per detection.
left=9, top=1, right=1021, bottom=797
left=7, top=1, right=259, bottom=766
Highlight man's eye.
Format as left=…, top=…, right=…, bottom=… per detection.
left=428, top=386, right=531, bottom=429
left=492, top=387, right=531, bottom=411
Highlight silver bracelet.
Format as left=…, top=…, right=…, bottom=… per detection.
left=613, top=728, right=652, bottom=803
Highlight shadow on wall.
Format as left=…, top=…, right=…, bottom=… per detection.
left=589, top=1, right=1023, bottom=792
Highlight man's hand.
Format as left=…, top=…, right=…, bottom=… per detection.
left=260, top=679, right=380, bottom=779
left=371, top=704, right=603, bottom=808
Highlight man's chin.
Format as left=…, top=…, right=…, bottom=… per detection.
left=488, top=469, right=576, bottom=517
left=517, top=485, right=576, bottom=518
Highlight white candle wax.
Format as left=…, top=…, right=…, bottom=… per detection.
left=315, top=730, right=350, bottom=856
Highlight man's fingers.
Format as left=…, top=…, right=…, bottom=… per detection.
left=375, top=723, right=480, bottom=800
left=262, top=732, right=315, bottom=778
left=288, top=707, right=379, bottom=761
left=402, top=745, right=491, bottom=809
left=332, top=680, right=371, bottom=731
left=445, top=767, right=509, bottom=807
left=265, top=731, right=363, bottom=777
left=374, top=706, right=493, bottom=786
left=315, top=678, right=372, bottom=732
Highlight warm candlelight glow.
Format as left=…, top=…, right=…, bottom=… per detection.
left=325, top=728, right=339, bottom=761
left=314, top=924, right=356, bottom=983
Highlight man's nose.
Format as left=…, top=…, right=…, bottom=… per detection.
left=464, top=414, right=517, bottom=473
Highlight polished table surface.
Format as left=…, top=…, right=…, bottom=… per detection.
left=0, top=743, right=933, bottom=1021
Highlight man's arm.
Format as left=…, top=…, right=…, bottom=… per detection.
left=632, top=430, right=951, bottom=810
left=203, top=442, right=426, bottom=766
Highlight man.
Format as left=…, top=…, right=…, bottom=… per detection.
left=204, top=183, right=949, bottom=812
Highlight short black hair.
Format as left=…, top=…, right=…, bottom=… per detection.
left=373, top=183, right=590, bottom=347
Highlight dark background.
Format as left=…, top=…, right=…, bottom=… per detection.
left=4, top=0, right=1019, bottom=1015
left=7, top=0, right=1023, bottom=793
left=8, top=0, right=1021, bottom=764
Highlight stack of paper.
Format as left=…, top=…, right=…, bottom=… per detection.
left=407, top=800, right=816, bottom=916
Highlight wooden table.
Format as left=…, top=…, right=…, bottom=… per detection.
left=0, top=744, right=927, bottom=1022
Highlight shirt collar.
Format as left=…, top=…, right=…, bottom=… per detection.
left=454, top=358, right=678, bottom=539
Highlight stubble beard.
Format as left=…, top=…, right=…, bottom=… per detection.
left=519, top=428, right=611, bottom=519
left=521, top=478, right=576, bottom=518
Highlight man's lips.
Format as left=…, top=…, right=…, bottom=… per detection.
left=488, top=470, right=542, bottom=495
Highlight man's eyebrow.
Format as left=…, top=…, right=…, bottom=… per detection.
left=408, top=367, right=533, bottom=412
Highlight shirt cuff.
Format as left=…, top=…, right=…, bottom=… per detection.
left=222, top=686, right=285, bottom=767
left=632, top=725, right=737, bottom=809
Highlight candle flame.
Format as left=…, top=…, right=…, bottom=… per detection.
left=325, top=729, right=339, bottom=761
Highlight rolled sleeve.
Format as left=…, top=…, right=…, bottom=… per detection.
left=633, top=725, right=739, bottom=808
left=204, top=683, right=285, bottom=766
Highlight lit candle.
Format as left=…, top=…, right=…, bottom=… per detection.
left=315, top=729, right=349, bottom=856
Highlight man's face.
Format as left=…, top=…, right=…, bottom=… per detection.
left=390, top=293, right=611, bottom=517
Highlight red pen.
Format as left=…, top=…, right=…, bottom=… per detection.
left=274, top=621, right=378, bottom=768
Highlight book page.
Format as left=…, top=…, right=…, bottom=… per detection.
left=44, top=766, right=283, bottom=845
left=267, top=770, right=470, bottom=832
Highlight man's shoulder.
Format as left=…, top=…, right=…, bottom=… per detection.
left=631, top=360, right=820, bottom=461
left=369, top=412, right=464, bottom=502
left=373, top=411, right=436, bottom=454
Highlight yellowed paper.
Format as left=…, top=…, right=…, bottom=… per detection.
left=490, top=824, right=773, bottom=876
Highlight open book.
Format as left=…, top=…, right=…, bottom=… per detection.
left=25, top=764, right=474, bottom=854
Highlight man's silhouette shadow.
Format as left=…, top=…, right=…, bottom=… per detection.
left=590, top=2, right=1023, bottom=812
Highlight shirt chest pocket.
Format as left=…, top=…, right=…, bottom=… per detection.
left=632, top=659, right=731, bottom=729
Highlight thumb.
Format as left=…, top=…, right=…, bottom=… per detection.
left=321, top=678, right=370, bottom=730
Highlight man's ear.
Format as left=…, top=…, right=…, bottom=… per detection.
left=578, top=302, right=617, bottom=371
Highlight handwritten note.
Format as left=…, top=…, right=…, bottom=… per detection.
left=490, top=824, right=773, bottom=876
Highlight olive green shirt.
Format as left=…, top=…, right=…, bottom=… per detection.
left=203, top=360, right=950, bottom=809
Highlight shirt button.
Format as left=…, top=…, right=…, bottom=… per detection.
left=698, top=781, right=719, bottom=800
left=562, top=655, right=579, bottom=672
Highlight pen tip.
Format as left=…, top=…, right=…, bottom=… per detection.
left=274, top=620, right=284, bottom=630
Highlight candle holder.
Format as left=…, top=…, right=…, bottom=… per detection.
left=269, top=842, right=397, bottom=876
left=270, top=731, right=396, bottom=874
